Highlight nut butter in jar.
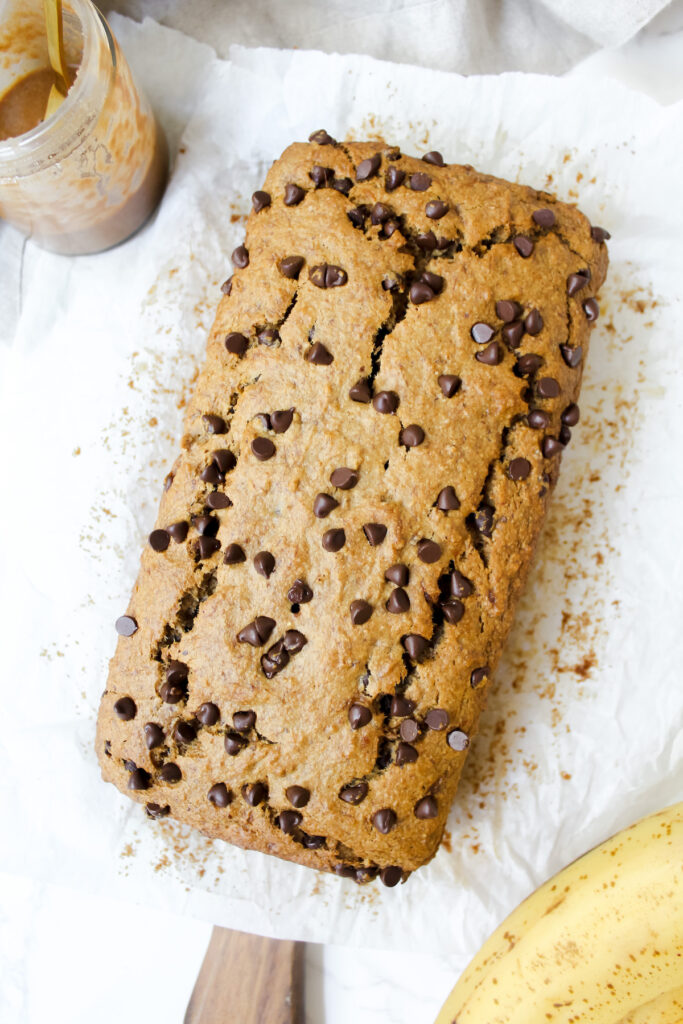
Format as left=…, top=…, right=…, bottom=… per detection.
left=0, top=0, right=167, bottom=254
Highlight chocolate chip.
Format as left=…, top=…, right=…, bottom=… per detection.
left=380, top=865, right=403, bottom=887
left=269, top=408, right=294, bottom=434
left=232, top=245, right=249, bottom=269
left=450, top=571, right=473, bottom=598
left=385, top=564, right=409, bottom=586
left=203, top=414, right=226, bottom=435
left=193, top=514, right=218, bottom=537
left=474, top=505, right=494, bottom=536
left=590, top=225, right=610, bottom=243
left=385, top=166, right=405, bottom=191
left=567, top=271, right=590, bottom=296
left=386, top=588, right=410, bottom=614
left=251, top=437, right=276, bottom=461
left=509, top=457, right=531, bottom=480
left=128, top=768, right=150, bottom=790
left=173, top=720, right=196, bottom=745
left=331, top=177, right=353, bottom=195
left=254, top=551, right=275, bottom=578
left=562, top=403, right=580, bottom=426
left=516, top=353, right=543, bottom=375
left=236, top=616, right=275, bottom=647
left=308, top=129, right=336, bottom=145
left=583, top=297, right=599, bottom=321
left=447, top=729, right=469, bottom=751
left=242, top=782, right=268, bottom=806
left=146, top=803, right=170, bottom=819
left=528, top=409, right=551, bottom=429
left=382, top=277, right=398, bottom=291
left=532, top=208, right=555, bottom=228
left=114, top=696, right=136, bottom=720
left=537, top=377, right=560, bottom=399
left=148, top=529, right=169, bottom=553
left=350, top=600, right=373, bottom=625
left=414, top=796, right=438, bottom=819
left=233, top=710, right=256, bottom=732
left=471, top=322, right=495, bottom=345
left=356, top=153, right=381, bottom=181
left=422, top=270, right=444, bottom=293
left=208, top=783, right=232, bottom=807
left=322, top=528, right=346, bottom=552
left=284, top=183, right=305, bottom=206
left=220, top=277, right=233, bottom=296
left=214, top=450, right=236, bottom=475
left=372, top=390, right=399, bottom=414
left=410, top=282, right=435, bottom=305
left=470, top=666, right=489, bottom=688
left=349, top=378, right=372, bottom=403
left=400, top=718, right=419, bottom=742
left=144, top=723, right=164, bottom=748
left=301, top=833, right=325, bottom=849
left=224, top=733, right=246, bottom=756
left=410, top=172, right=431, bottom=191
left=426, top=200, right=448, bottom=219
left=513, top=235, right=534, bottom=257
left=224, top=543, right=246, bottom=565
left=542, top=436, right=565, bottom=458
left=283, top=630, right=307, bottom=653
left=525, top=309, right=543, bottom=335
left=160, top=679, right=186, bottom=705
left=261, top=639, right=290, bottom=678
left=252, top=190, right=271, bottom=212
left=425, top=709, right=449, bottom=731
left=370, top=202, right=391, bottom=225
left=165, top=662, right=188, bottom=686
left=363, top=523, right=387, bottom=546
left=116, top=615, right=138, bottom=637
left=424, top=150, right=445, bottom=166
left=348, top=704, right=372, bottom=730
left=417, top=539, right=442, bottom=563
left=372, top=808, right=397, bottom=833
left=206, top=492, right=231, bottom=510
left=475, top=341, right=503, bottom=365
left=159, top=762, right=182, bottom=783
left=561, top=344, right=583, bottom=368
left=334, top=864, right=356, bottom=879
left=339, top=782, right=368, bottom=804
left=390, top=695, right=416, bottom=717
left=278, top=810, right=302, bottom=834
left=502, top=321, right=525, bottom=349
left=441, top=598, right=465, bottom=624
left=400, top=424, right=425, bottom=447
left=559, top=424, right=572, bottom=446
left=437, top=486, right=460, bottom=510
left=355, top=866, right=379, bottom=884
left=196, top=702, right=219, bottom=726
left=285, top=786, right=310, bottom=808
left=309, top=164, right=334, bottom=187
left=403, top=634, right=429, bottom=661
left=438, top=374, right=461, bottom=397
left=395, top=741, right=418, bottom=766
left=306, top=342, right=334, bottom=365
left=496, top=299, right=522, bottom=322
left=278, top=255, right=305, bottom=279
left=347, top=206, right=367, bottom=229
left=330, top=467, right=358, bottom=490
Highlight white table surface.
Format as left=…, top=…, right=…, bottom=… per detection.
left=2, top=3, right=683, bottom=1021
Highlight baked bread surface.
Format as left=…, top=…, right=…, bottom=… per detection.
left=97, top=136, right=608, bottom=885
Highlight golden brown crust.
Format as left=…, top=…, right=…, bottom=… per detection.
left=97, top=137, right=608, bottom=885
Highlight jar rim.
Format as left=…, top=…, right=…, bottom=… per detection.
left=0, top=0, right=116, bottom=175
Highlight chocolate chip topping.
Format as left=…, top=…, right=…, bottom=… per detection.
left=268, top=408, right=294, bottom=434
left=331, top=177, right=353, bottom=195
left=426, top=200, right=448, bottom=219
left=390, top=695, right=416, bottom=717
left=224, top=733, right=246, bottom=756
left=251, top=437, right=276, bottom=461
left=370, top=202, right=391, bottom=225
left=414, top=796, right=438, bottom=819
left=254, top=551, right=275, bottom=578
left=470, top=667, right=488, bottom=688
left=251, top=190, right=271, bottom=212
left=567, top=271, right=590, bottom=296
left=196, top=702, right=220, bottom=726
left=396, top=741, right=418, bottom=766
left=350, top=600, right=373, bottom=625
left=193, top=515, right=219, bottom=538
left=385, top=563, right=409, bottom=586
left=213, top=450, right=236, bottom=474
left=285, top=786, right=310, bottom=808
left=513, top=235, right=534, bottom=258
left=380, top=865, right=403, bottom=887
left=516, top=353, right=543, bottom=375
left=372, top=390, right=399, bottom=414
left=537, top=376, right=560, bottom=398
left=278, top=810, right=303, bottom=834
left=233, top=710, right=256, bottom=732
left=363, top=522, right=387, bottom=546
left=339, top=782, right=368, bottom=804
left=206, top=492, right=231, bottom=510
left=349, top=378, right=372, bottom=403
left=425, top=708, right=449, bottom=731
left=474, top=505, right=494, bottom=536
left=173, top=720, right=196, bottom=745
left=224, top=543, right=246, bottom=565
left=583, top=297, right=599, bottom=321
left=259, top=331, right=280, bottom=352
left=372, top=808, right=397, bottom=833
left=242, top=782, right=268, bottom=806
left=231, top=245, right=249, bottom=269
left=562, top=403, right=580, bottom=426
left=128, top=768, right=150, bottom=790
left=237, top=616, right=276, bottom=647
left=410, top=172, right=431, bottom=191
left=306, top=342, right=334, bottom=365
left=308, top=129, right=336, bottom=145
left=386, top=588, right=410, bottom=614
left=278, top=255, right=305, bottom=279
left=559, top=424, right=572, bottom=446
left=330, top=467, right=359, bottom=490
left=509, top=457, right=531, bottom=480
left=471, top=322, right=495, bottom=344
left=284, top=183, right=305, bottom=206
left=159, top=762, right=182, bottom=783
left=115, top=615, right=138, bottom=637
left=400, top=718, right=419, bottom=742
left=322, top=528, right=346, bottom=552
left=301, top=834, right=325, bottom=850
left=560, top=344, right=583, bottom=368
left=385, top=166, right=405, bottom=191
left=400, top=424, right=425, bottom=447
left=590, top=226, right=610, bottom=243
left=310, top=263, right=348, bottom=289
left=144, top=722, right=164, bottom=748
left=450, top=570, right=473, bottom=598
left=167, top=521, right=189, bottom=543
left=409, top=281, right=436, bottom=305
left=417, top=538, right=442, bottom=563
left=348, top=704, right=372, bottom=730
left=208, top=783, right=232, bottom=807
left=287, top=579, right=313, bottom=604
left=283, top=630, right=307, bottom=653
left=356, top=153, right=381, bottom=181
left=309, top=164, right=334, bottom=187
left=525, top=309, right=543, bottom=335
left=159, top=678, right=186, bottom=705
left=532, top=208, right=555, bottom=227
left=447, top=729, right=469, bottom=751
left=437, top=486, right=460, bottom=510
left=441, top=598, right=465, bottom=624
left=313, top=493, right=339, bottom=522
left=528, top=409, right=551, bottom=429
left=403, top=634, right=429, bottom=661
left=114, top=696, right=136, bottom=720
left=203, top=413, right=227, bottom=435
left=496, top=299, right=522, bottom=322
left=220, top=277, right=233, bottom=296
left=416, top=230, right=437, bottom=252
left=502, top=321, right=524, bottom=349
left=438, top=374, right=461, bottom=397
left=149, top=529, right=169, bottom=553
left=475, top=341, right=503, bottom=365
left=146, top=803, right=170, bottom=819
left=542, top=436, right=565, bottom=458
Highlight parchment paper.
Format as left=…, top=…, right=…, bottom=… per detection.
left=1, top=17, right=681, bottom=964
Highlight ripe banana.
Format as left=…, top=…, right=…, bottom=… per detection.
left=616, top=983, right=683, bottom=1023
left=435, top=802, right=683, bottom=1024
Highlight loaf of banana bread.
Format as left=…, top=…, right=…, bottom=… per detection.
left=97, top=133, right=608, bottom=886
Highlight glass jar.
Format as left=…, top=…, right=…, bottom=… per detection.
left=0, top=0, right=167, bottom=254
